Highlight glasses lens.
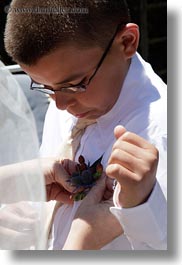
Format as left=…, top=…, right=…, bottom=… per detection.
left=37, top=88, right=55, bottom=95
left=30, top=82, right=87, bottom=94
left=31, top=82, right=44, bottom=89
left=61, top=85, right=86, bottom=94
left=31, top=82, right=54, bottom=95
left=31, top=87, right=54, bottom=95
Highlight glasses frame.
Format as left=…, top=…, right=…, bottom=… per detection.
left=30, top=23, right=123, bottom=95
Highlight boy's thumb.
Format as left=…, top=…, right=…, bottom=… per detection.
left=83, top=174, right=106, bottom=205
left=114, top=125, right=127, bottom=140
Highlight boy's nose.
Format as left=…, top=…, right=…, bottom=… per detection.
left=54, top=93, right=75, bottom=110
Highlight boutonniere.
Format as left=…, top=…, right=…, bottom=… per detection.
left=67, top=155, right=103, bottom=201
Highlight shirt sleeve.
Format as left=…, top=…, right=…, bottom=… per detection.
left=110, top=181, right=167, bottom=250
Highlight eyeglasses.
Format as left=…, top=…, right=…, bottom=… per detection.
left=30, top=23, right=123, bottom=95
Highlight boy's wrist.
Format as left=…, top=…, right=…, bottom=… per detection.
left=63, top=218, right=100, bottom=250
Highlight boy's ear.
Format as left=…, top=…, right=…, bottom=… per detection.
left=116, top=23, right=139, bottom=59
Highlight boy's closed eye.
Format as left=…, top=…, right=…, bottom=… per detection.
left=66, top=76, right=89, bottom=88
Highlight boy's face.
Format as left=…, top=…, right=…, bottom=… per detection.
left=21, top=43, right=129, bottom=120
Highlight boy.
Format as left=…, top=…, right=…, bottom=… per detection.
left=5, top=0, right=167, bottom=249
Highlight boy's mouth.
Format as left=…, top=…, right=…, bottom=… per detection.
left=75, top=111, right=90, bottom=118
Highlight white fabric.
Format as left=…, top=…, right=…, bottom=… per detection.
left=0, top=61, right=46, bottom=249
left=40, top=53, right=167, bottom=250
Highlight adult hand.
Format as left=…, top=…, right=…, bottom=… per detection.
left=41, top=158, right=77, bottom=204
left=0, top=158, right=77, bottom=204
left=0, top=202, right=39, bottom=249
left=63, top=174, right=123, bottom=250
left=106, top=125, right=158, bottom=208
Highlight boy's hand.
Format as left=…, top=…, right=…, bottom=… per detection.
left=63, top=174, right=123, bottom=250
left=106, top=126, right=158, bottom=208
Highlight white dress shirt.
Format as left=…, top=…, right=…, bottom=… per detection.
left=40, top=53, right=167, bottom=250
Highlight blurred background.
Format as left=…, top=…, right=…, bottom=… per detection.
left=0, top=0, right=167, bottom=143
left=127, top=0, right=167, bottom=83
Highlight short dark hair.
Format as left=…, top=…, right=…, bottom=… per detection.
left=4, top=0, right=131, bottom=65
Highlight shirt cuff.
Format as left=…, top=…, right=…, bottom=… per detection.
left=110, top=181, right=167, bottom=249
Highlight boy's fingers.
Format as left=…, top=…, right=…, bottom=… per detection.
left=114, top=126, right=157, bottom=154
left=120, top=131, right=155, bottom=150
